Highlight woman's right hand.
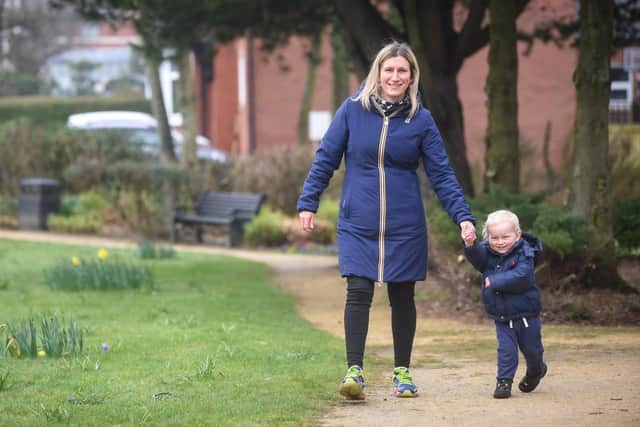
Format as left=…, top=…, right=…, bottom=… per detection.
left=299, top=211, right=315, bottom=232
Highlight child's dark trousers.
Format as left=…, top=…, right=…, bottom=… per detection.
left=495, top=317, right=545, bottom=380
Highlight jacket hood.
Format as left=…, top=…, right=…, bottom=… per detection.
left=521, top=232, right=543, bottom=265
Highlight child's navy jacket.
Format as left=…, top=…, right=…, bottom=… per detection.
left=464, top=232, right=543, bottom=321
left=298, top=95, right=474, bottom=283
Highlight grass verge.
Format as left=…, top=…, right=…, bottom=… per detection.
left=0, top=239, right=343, bottom=426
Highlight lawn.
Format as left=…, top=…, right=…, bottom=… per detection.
left=0, top=239, right=344, bottom=426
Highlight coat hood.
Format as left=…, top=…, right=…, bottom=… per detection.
left=521, top=232, right=543, bottom=265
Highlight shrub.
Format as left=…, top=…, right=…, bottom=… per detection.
left=244, top=208, right=288, bottom=247
left=48, top=191, right=110, bottom=234
left=230, top=145, right=314, bottom=215
left=532, top=207, right=586, bottom=257
left=106, top=161, right=200, bottom=238
left=0, top=120, right=83, bottom=197
left=613, top=197, right=640, bottom=251
left=43, top=249, right=154, bottom=291
left=428, top=187, right=586, bottom=258
left=609, top=125, right=640, bottom=200
left=0, top=120, right=149, bottom=198
left=0, top=95, right=150, bottom=127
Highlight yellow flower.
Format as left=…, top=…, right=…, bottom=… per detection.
left=71, top=256, right=80, bottom=266
left=97, top=248, right=109, bottom=260
left=38, top=350, right=46, bottom=357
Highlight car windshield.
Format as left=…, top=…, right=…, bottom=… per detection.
left=111, top=128, right=159, bottom=145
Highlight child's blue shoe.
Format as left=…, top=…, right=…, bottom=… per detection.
left=392, top=367, right=418, bottom=397
left=339, top=365, right=366, bottom=400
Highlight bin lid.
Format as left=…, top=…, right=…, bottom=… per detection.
left=20, top=178, right=61, bottom=187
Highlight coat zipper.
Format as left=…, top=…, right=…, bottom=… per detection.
left=376, top=116, right=390, bottom=284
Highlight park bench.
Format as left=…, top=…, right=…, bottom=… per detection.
left=171, top=191, right=265, bottom=247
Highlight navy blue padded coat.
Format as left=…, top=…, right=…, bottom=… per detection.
left=464, top=232, right=543, bottom=321
left=297, top=96, right=474, bottom=283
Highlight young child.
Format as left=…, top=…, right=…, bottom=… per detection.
left=462, top=209, right=547, bottom=398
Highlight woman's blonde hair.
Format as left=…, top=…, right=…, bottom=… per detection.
left=482, top=209, right=522, bottom=240
left=354, top=41, right=420, bottom=119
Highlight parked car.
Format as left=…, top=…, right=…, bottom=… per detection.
left=67, top=111, right=228, bottom=163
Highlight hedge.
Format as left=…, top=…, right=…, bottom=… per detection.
left=0, top=95, right=151, bottom=126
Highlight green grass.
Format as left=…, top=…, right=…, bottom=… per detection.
left=0, top=239, right=344, bottom=426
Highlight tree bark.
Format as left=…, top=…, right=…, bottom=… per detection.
left=568, top=0, right=625, bottom=290
left=297, top=31, right=322, bottom=145
left=145, top=55, right=177, bottom=162
left=331, top=24, right=350, bottom=111
left=408, top=0, right=475, bottom=196
left=178, top=50, right=198, bottom=166
left=334, top=0, right=401, bottom=73
left=485, top=0, right=520, bottom=192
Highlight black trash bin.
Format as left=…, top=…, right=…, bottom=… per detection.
left=18, top=178, right=62, bottom=230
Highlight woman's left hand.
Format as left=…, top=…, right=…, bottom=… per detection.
left=459, top=220, right=476, bottom=245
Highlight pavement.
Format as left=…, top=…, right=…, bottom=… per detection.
left=0, top=229, right=338, bottom=274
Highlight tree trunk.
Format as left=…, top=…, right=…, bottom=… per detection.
left=334, top=0, right=400, bottom=74
left=427, top=72, right=475, bottom=196
left=331, top=25, right=350, bottom=110
left=297, top=32, right=322, bottom=145
left=485, top=0, right=519, bottom=192
left=569, top=0, right=626, bottom=290
left=145, top=55, right=177, bottom=162
left=178, top=50, right=198, bottom=166
left=408, top=0, right=475, bottom=196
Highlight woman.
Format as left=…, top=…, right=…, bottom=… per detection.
left=298, top=42, right=476, bottom=399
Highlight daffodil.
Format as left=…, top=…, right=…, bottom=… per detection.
left=71, top=256, right=80, bottom=266
left=97, top=248, right=109, bottom=260
left=37, top=350, right=46, bottom=357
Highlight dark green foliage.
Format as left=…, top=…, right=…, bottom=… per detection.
left=0, top=369, right=8, bottom=391
left=48, top=191, right=109, bottom=234
left=44, top=258, right=155, bottom=291
left=613, top=197, right=640, bottom=251
left=428, top=187, right=586, bottom=258
left=39, top=315, right=84, bottom=357
left=533, top=207, right=587, bottom=257
left=5, top=320, right=38, bottom=358
left=0, top=95, right=150, bottom=127
left=136, top=240, right=176, bottom=259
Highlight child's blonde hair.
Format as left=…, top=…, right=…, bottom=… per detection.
left=482, top=209, right=521, bottom=240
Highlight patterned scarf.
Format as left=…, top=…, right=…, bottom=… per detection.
left=373, top=95, right=410, bottom=116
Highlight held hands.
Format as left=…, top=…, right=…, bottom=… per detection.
left=299, top=211, right=315, bottom=232
left=460, top=220, right=477, bottom=247
left=485, top=277, right=491, bottom=288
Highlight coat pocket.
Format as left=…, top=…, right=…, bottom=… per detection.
left=482, top=286, right=497, bottom=314
left=341, top=196, right=351, bottom=219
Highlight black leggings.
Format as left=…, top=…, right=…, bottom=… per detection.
left=344, top=275, right=416, bottom=368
